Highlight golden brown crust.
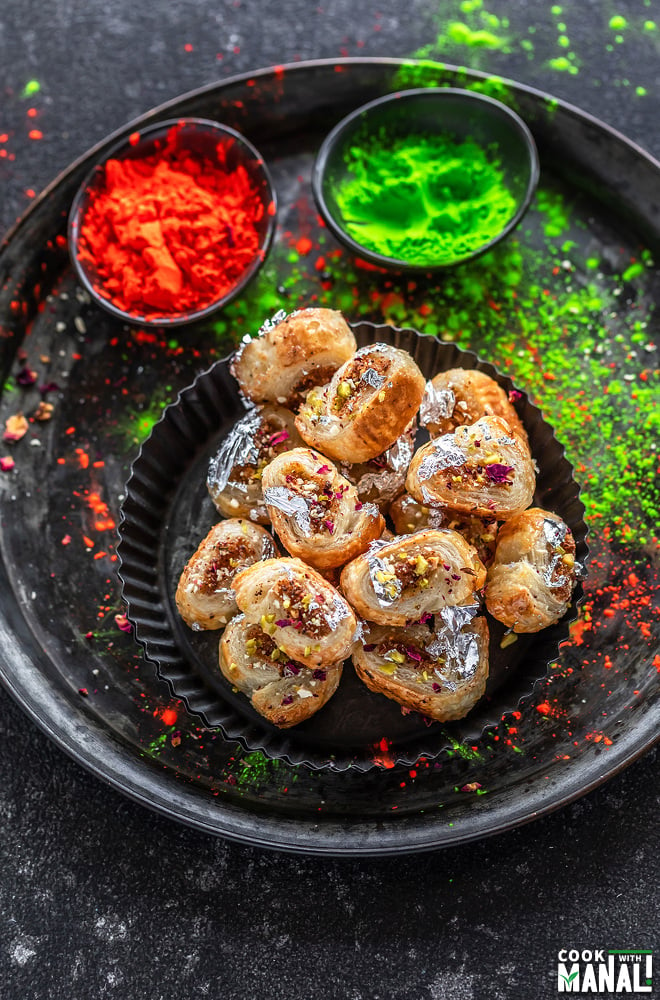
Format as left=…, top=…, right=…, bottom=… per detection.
left=175, top=520, right=278, bottom=630
left=231, top=557, right=358, bottom=668
left=261, top=447, right=385, bottom=569
left=421, top=368, right=529, bottom=449
left=406, top=415, right=536, bottom=519
left=219, top=615, right=343, bottom=727
left=230, top=308, right=357, bottom=408
left=352, top=614, right=489, bottom=722
left=340, top=529, right=486, bottom=627
left=389, top=493, right=498, bottom=566
left=295, top=343, right=426, bottom=463
left=485, top=507, right=578, bottom=632
left=207, top=405, right=304, bottom=523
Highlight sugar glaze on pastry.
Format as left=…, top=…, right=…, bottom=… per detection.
left=261, top=447, right=384, bottom=569
left=485, top=507, right=578, bottom=632
left=220, top=615, right=342, bottom=727
left=175, top=519, right=278, bottom=630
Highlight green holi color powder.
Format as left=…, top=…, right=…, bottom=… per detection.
left=232, top=750, right=280, bottom=789
left=643, top=20, right=656, bottom=32
left=333, top=132, right=517, bottom=265
left=608, top=15, right=627, bottom=31
left=22, top=79, right=41, bottom=97
left=636, top=86, right=647, bottom=96
left=548, top=55, right=579, bottom=74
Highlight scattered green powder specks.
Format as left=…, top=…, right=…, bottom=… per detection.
left=231, top=751, right=280, bottom=790
left=22, top=79, right=41, bottom=97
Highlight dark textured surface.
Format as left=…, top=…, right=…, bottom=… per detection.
left=0, top=2, right=658, bottom=998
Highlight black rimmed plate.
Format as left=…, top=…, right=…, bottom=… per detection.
left=0, top=59, right=658, bottom=854
left=117, top=322, right=587, bottom=771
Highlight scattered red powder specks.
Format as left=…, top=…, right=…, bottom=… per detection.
left=372, top=736, right=396, bottom=768
left=585, top=731, right=614, bottom=746
left=161, top=708, right=178, bottom=726
left=536, top=701, right=552, bottom=715
left=61, top=534, right=72, bottom=545
left=295, top=237, right=313, bottom=255
left=28, top=129, right=43, bottom=140
left=86, top=490, right=116, bottom=531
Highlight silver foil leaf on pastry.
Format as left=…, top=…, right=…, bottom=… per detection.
left=419, top=380, right=455, bottom=425
left=207, top=408, right=262, bottom=494
left=324, top=594, right=354, bottom=629
left=417, top=436, right=467, bottom=480
left=343, top=429, right=415, bottom=502
left=263, top=486, right=312, bottom=535
left=425, top=603, right=481, bottom=683
left=367, top=553, right=403, bottom=606
left=360, top=367, right=387, bottom=389
left=541, top=517, right=571, bottom=588
left=257, top=308, right=288, bottom=336
left=386, top=427, right=416, bottom=473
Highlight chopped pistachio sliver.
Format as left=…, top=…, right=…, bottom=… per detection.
left=414, top=554, right=429, bottom=576
left=500, top=632, right=518, bottom=648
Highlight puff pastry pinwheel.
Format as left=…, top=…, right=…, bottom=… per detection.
left=261, top=447, right=384, bottom=569
left=406, top=416, right=536, bottom=520
left=231, top=557, right=358, bottom=669
left=338, top=425, right=416, bottom=510
left=230, top=307, right=357, bottom=408
left=207, top=404, right=303, bottom=523
left=295, top=343, right=426, bottom=463
left=340, top=529, right=486, bottom=628
left=389, top=493, right=498, bottom=567
left=352, top=605, right=489, bottom=721
left=175, top=519, right=278, bottom=630
left=420, top=368, right=529, bottom=449
left=219, top=614, right=343, bottom=727
left=485, top=507, right=578, bottom=632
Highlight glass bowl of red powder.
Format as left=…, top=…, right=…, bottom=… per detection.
left=68, top=118, right=277, bottom=326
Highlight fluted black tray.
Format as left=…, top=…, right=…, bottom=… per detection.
left=118, top=322, right=587, bottom=770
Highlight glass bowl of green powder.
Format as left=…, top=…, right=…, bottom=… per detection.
left=312, top=88, right=539, bottom=270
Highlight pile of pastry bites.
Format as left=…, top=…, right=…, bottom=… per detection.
left=176, top=308, right=579, bottom=730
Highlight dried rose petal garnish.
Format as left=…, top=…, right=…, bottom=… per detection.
left=3, top=414, right=29, bottom=443
left=485, top=463, right=514, bottom=483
